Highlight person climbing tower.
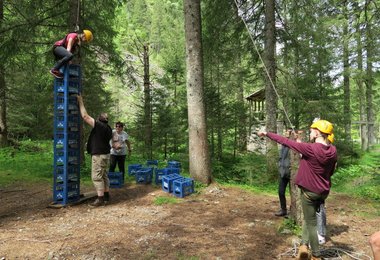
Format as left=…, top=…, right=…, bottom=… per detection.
left=50, top=29, right=93, bottom=78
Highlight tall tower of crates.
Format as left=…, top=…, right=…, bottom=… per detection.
left=52, top=64, right=81, bottom=205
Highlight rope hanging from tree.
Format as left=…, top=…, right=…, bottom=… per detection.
left=233, top=0, right=295, bottom=131
left=75, top=0, right=80, bottom=32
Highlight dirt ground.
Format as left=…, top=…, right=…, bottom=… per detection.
left=0, top=181, right=378, bottom=260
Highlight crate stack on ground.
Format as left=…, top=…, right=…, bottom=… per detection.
left=52, top=64, right=81, bottom=205
left=154, top=167, right=180, bottom=185
left=126, top=160, right=194, bottom=197
left=161, top=160, right=194, bottom=198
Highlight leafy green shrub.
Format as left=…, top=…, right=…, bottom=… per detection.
left=212, top=152, right=269, bottom=187
left=332, top=145, right=380, bottom=201
left=277, top=217, right=301, bottom=236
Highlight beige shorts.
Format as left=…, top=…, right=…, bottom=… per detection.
left=91, top=154, right=110, bottom=192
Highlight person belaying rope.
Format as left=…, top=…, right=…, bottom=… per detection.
left=258, top=119, right=337, bottom=260
left=50, top=29, right=93, bottom=78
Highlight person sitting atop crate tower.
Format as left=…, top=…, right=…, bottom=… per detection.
left=50, top=29, right=93, bottom=78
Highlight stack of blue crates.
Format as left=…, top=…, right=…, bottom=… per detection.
left=53, top=64, right=81, bottom=205
left=161, top=161, right=194, bottom=197
left=154, top=167, right=180, bottom=185
left=162, top=174, right=182, bottom=193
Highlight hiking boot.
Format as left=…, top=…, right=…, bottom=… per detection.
left=104, top=192, right=110, bottom=204
left=297, top=244, right=310, bottom=260
left=274, top=209, right=287, bottom=217
left=50, top=69, right=64, bottom=78
left=89, top=196, right=105, bottom=207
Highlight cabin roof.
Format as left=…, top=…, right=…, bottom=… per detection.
left=246, top=88, right=265, bottom=101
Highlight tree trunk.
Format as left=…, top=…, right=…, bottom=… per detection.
left=0, top=0, right=8, bottom=147
left=183, top=0, right=211, bottom=184
left=216, top=63, right=222, bottom=160
left=264, top=0, right=278, bottom=178
left=289, top=134, right=303, bottom=225
left=364, top=2, right=375, bottom=147
left=236, top=48, right=247, bottom=152
left=68, top=0, right=80, bottom=31
left=355, top=9, right=367, bottom=150
left=290, top=152, right=302, bottom=224
left=143, top=44, right=153, bottom=159
left=343, top=1, right=351, bottom=141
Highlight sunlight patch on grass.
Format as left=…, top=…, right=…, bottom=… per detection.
left=221, top=182, right=277, bottom=196
left=153, top=196, right=178, bottom=205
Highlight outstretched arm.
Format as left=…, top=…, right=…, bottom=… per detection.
left=77, top=95, right=95, bottom=128
left=257, top=131, right=312, bottom=157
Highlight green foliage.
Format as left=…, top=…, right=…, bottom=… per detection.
left=332, top=145, right=380, bottom=201
left=212, top=152, right=276, bottom=190
left=0, top=140, right=53, bottom=186
left=277, top=218, right=302, bottom=237
left=153, top=196, right=178, bottom=205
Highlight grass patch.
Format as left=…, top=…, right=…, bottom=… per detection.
left=153, top=196, right=179, bottom=205
left=222, top=182, right=277, bottom=196
left=0, top=140, right=53, bottom=187
left=277, top=217, right=302, bottom=236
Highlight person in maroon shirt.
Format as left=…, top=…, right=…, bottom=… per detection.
left=50, top=29, right=93, bottom=78
left=258, top=119, right=337, bottom=260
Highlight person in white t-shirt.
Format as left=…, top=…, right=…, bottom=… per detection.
left=109, top=122, right=131, bottom=176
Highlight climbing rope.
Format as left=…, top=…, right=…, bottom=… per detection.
left=232, top=0, right=295, bottom=131
left=75, top=0, right=80, bottom=32
left=277, top=240, right=373, bottom=260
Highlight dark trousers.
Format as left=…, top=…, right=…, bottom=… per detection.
left=278, top=176, right=290, bottom=210
left=53, top=46, right=74, bottom=70
left=109, top=154, right=126, bottom=175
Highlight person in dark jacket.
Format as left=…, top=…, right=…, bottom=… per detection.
left=258, top=119, right=337, bottom=260
left=77, top=95, right=112, bottom=207
left=275, top=130, right=292, bottom=217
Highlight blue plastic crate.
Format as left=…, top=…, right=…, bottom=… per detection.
left=167, top=160, right=181, bottom=169
left=154, top=168, right=170, bottom=185
left=108, top=172, right=124, bottom=188
left=167, top=167, right=180, bottom=174
left=162, top=174, right=182, bottom=193
left=153, top=167, right=180, bottom=185
left=146, top=160, right=159, bottom=167
left=173, top=178, right=194, bottom=198
left=135, top=168, right=153, bottom=184
left=128, top=164, right=143, bottom=176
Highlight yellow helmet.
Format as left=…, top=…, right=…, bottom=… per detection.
left=327, top=133, right=334, bottom=143
left=82, top=29, right=93, bottom=42
left=310, top=119, right=333, bottom=135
